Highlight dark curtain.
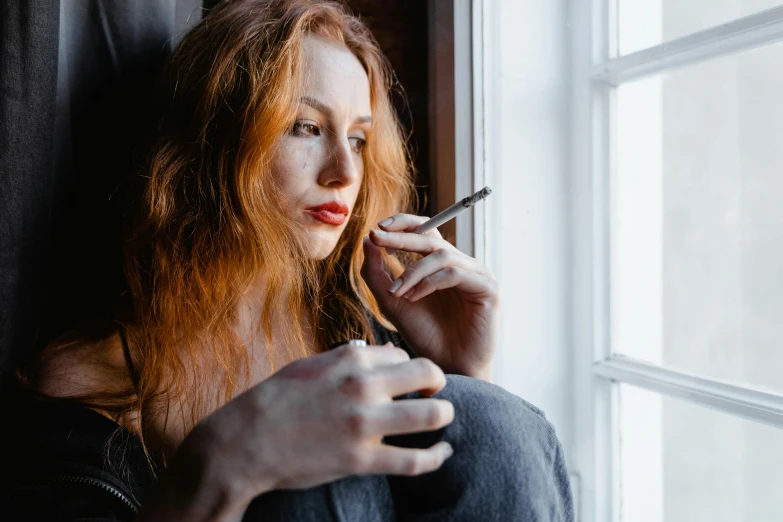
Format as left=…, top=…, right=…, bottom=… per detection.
left=0, top=0, right=428, bottom=400
left=1, top=0, right=62, bottom=399
left=0, top=0, right=200, bottom=398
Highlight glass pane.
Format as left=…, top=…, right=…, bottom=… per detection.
left=612, top=40, right=783, bottom=393
left=618, top=0, right=783, bottom=55
left=618, top=384, right=783, bottom=522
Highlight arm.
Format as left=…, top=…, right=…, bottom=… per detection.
left=5, top=344, right=455, bottom=521
left=135, top=428, right=265, bottom=522
left=138, top=343, right=456, bottom=521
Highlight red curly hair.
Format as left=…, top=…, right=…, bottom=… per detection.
left=22, top=0, right=419, bottom=464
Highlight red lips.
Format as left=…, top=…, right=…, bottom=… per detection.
left=307, top=201, right=349, bottom=215
left=306, top=201, right=349, bottom=226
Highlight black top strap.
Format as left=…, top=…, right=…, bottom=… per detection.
left=113, top=321, right=141, bottom=393
left=328, top=313, right=416, bottom=359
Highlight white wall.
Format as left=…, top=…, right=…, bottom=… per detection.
left=484, top=0, right=573, bottom=465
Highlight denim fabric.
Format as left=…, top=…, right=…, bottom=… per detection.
left=243, top=374, right=574, bottom=521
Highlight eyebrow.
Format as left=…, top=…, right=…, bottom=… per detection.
left=301, top=96, right=372, bottom=125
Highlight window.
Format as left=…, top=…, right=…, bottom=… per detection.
left=572, top=2, right=783, bottom=521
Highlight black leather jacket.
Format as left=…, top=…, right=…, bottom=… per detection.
left=0, top=317, right=412, bottom=521
left=1, top=393, right=155, bottom=520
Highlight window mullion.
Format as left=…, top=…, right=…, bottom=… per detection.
left=595, top=356, right=783, bottom=429
left=594, top=6, right=783, bottom=85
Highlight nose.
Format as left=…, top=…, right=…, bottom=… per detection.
left=318, top=136, right=361, bottom=188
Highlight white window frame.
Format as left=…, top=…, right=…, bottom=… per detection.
left=570, top=3, right=783, bottom=522
left=427, top=0, right=486, bottom=262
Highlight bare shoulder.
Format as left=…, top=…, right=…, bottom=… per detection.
left=30, top=328, right=136, bottom=411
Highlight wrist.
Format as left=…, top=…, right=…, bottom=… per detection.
left=448, top=362, right=493, bottom=383
left=181, top=423, right=263, bottom=507
left=139, top=427, right=258, bottom=522
left=465, top=366, right=493, bottom=383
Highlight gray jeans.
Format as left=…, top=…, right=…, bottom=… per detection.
left=243, top=375, right=575, bottom=521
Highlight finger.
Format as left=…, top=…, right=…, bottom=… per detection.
left=369, top=228, right=454, bottom=256
left=361, top=235, right=401, bottom=313
left=403, top=266, right=500, bottom=304
left=386, top=248, right=493, bottom=298
left=331, top=341, right=411, bottom=369
left=335, top=358, right=447, bottom=405
left=277, top=343, right=408, bottom=381
left=361, top=441, right=454, bottom=477
left=371, top=357, right=447, bottom=398
left=377, top=214, right=442, bottom=257
left=368, top=398, right=455, bottom=437
left=377, top=213, right=442, bottom=237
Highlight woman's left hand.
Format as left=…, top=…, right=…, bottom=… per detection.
left=360, top=213, right=500, bottom=381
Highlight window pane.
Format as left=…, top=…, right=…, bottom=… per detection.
left=618, top=0, right=783, bottom=55
left=617, top=383, right=783, bottom=522
left=612, top=41, right=783, bottom=393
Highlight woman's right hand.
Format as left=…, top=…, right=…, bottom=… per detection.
left=175, top=342, right=455, bottom=513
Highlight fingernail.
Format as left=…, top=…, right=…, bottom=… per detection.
left=388, top=278, right=402, bottom=293
left=379, top=217, right=393, bottom=227
left=443, top=443, right=454, bottom=458
left=362, top=236, right=369, bottom=245
left=372, top=228, right=387, bottom=236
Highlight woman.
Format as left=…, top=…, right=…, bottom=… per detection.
left=2, top=0, right=574, bottom=520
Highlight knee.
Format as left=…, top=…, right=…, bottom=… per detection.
left=441, top=375, right=573, bottom=512
left=391, top=374, right=564, bottom=464
left=387, top=375, right=574, bottom=519
left=436, top=374, right=562, bottom=463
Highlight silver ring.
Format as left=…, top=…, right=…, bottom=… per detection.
left=347, top=339, right=367, bottom=346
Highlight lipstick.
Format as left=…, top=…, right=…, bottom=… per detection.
left=306, top=201, right=349, bottom=226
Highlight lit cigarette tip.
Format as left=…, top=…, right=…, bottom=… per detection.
left=463, top=186, right=493, bottom=207
left=414, top=186, right=493, bottom=234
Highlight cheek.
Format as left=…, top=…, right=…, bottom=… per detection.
left=351, top=148, right=365, bottom=180
left=353, top=158, right=365, bottom=197
left=271, top=138, right=324, bottom=192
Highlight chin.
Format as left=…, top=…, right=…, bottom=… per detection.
left=306, top=232, right=340, bottom=260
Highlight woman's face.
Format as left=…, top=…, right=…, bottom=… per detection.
left=271, top=35, right=372, bottom=260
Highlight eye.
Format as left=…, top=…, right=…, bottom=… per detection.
left=349, top=137, right=366, bottom=154
left=291, top=121, right=320, bottom=137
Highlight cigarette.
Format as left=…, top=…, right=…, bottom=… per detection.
left=414, top=186, right=492, bottom=234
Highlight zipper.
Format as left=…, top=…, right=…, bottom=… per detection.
left=49, top=475, right=140, bottom=514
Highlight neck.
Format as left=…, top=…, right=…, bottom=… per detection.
left=140, top=272, right=327, bottom=460
left=236, top=275, right=322, bottom=381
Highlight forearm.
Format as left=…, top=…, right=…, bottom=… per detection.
left=474, top=367, right=493, bottom=383
left=444, top=361, right=494, bottom=383
left=466, top=366, right=493, bottom=383
left=135, top=432, right=268, bottom=522
left=134, top=458, right=252, bottom=522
